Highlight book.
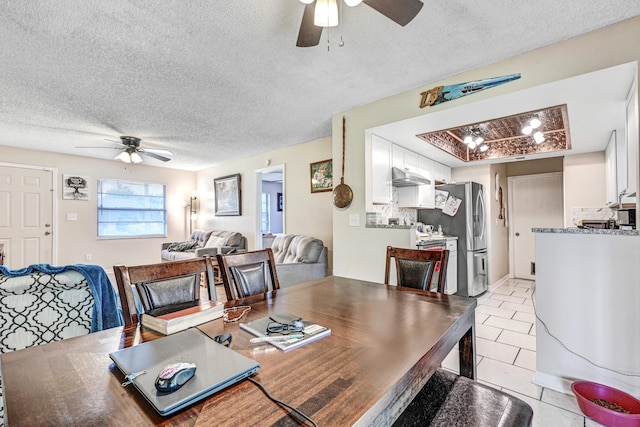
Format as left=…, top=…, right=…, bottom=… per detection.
left=140, top=301, right=224, bottom=335
left=239, top=312, right=331, bottom=352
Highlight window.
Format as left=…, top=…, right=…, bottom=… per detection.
left=261, top=193, right=270, bottom=233
left=98, top=179, right=167, bottom=238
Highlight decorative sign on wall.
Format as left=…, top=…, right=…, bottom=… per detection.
left=419, top=73, right=521, bottom=108
left=62, top=175, right=89, bottom=200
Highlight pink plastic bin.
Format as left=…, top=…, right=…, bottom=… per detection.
left=572, top=381, right=640, bottom=427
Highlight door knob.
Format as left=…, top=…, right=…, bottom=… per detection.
left=44, top=231, right=51, bottom=236
left=515, top=232, right=520, bottom=236
left=45, top=224, right=51, bottom=227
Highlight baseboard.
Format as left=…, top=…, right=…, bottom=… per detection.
left=489, top=275, right=510, bottom=292
left=533, top=371, right=575, bottom=395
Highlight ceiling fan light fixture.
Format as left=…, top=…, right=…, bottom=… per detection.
left=344, top=0, right=363, bottom=6
left=118, top=151, right=131, bottom=163
left=463, top=136, right=473, bottom=145
left=534, top=131, right=545, bottom=144
left=314, top=0, right=339, bottom=27
left=530, top=118, right=541, bottom=128
left=468, top=140, right=477, bottom=149
left=299, top=0, right=314, bottom=3
left=479, top=144, right=489, bottom=152
left=475, top=136, right=484, bottom=145
left=522, top=125, right=533, bottom=135
left=130, top=151, right=143, bottom=163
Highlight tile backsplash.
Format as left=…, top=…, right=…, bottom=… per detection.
left=369, top=187, right=417, bottom=226
left=570, top=207, right=616, bottom=226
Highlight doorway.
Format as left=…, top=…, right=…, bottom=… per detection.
left=255, top=164, right=285, bottom=249
left=0, top=164, right=56, bottom=268
left=508, top=172, right=563, bottom=280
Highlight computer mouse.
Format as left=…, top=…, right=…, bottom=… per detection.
left=154, top=362, right=196, bottom=393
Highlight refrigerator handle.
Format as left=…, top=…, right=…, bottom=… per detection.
left=477, top=188, right=486, bottom=240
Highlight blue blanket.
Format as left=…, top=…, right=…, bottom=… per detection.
left=0, top=264, right=124, bottom=332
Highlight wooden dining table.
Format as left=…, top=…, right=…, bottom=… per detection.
left=2, top=276, right=476, bottom=426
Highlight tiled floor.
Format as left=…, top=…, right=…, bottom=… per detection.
left=442, top=278, right=604, bottom=427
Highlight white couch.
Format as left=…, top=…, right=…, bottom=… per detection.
left=269, top=234, right=328, bottom=288
left=161, top=229, right=247, bottom=262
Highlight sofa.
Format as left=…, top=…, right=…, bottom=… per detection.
left=0, top=264, right=123, bottom=426
left=269, top=234, right=328, bottom=288
left=161, top=229, right=247, bottom=262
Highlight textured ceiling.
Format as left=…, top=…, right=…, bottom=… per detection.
left=0, top=1, right=639, bottom=170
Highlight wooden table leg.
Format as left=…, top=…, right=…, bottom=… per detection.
left=458, top=324, right=476, bottom=380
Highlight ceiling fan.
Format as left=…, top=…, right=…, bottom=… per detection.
left=77, top=136, right=173, bottom=163
left=296, top=0, right=424, bottom=47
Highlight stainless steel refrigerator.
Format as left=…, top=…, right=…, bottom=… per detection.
left=418, top=182, right=488, bottom=296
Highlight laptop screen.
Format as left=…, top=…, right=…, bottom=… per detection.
left=109, top=328, right=260, bottom=416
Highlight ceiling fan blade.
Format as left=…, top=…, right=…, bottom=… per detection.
left=363, top=0, right=423, bottom=26
left=104, top=138, right=121, bottom=144
left=76, top=146, right=122, bottom=149
left=296, top=2, right=323, bottom=47
left=141, top=151, right=171, bottom=162
left=143, top=148, right=174, bottom=156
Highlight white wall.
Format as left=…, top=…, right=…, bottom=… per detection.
left=332, top=17, right=640, bottom=283
left=1, top=146, right=195, bottom=272
left=563, top=152, right=607, bottom=227
left=195, top=137, right=333, bottom=270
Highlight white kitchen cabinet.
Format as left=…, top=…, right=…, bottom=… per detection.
left=397, top=185, right=434, bottom=208
left=432, top=161, right=451, bottom=184
left=605, top=130, right=618, bottom=205
left=392, top=145, right=419, bottom=173
left=626, top=80, right=638, bottom=198
left=370, top=135, right=393, bottom=204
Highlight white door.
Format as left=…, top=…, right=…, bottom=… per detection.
left=509, top=173, right=563, bottom=280
left=0, top=165, right=54, bottom=268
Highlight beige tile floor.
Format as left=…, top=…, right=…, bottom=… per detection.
left=442, top=278, right=605, bottom=427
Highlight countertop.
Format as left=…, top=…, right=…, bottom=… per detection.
left=532, top=227, right=640, bottom=236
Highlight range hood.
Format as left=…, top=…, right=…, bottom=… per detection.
left=391, top=167, right=431, bottom=187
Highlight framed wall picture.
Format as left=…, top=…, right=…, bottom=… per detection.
left=310, top=159, right=333, bottom=193
left=277, top=192, right=283, bottom=211
left=62, top=175, right=89, bottom=200
left=214, top=173, right=241, bottom=216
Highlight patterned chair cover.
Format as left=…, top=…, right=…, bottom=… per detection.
left=0, top=270, right=95, bottom=426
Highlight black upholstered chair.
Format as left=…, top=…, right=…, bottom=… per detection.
left=113, top=256, right=217, bottom=326
left=393, top=368, right=533, bottom=427
left=216, top=249, right=280, bottom=301
left=384, top=246, right=449, bottom=293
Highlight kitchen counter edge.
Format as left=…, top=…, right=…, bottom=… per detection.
left=532, top=227, right=640, bottom=236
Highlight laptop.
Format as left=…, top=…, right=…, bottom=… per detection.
left=109, top=328, right=260, bottom=416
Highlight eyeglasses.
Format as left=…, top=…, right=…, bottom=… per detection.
left=266, top=317, right=304, bottom=335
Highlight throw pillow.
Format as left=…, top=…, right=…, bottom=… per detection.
left=205, top=235, right=228, bottom=248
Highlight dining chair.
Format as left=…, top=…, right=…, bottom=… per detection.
left=384, top=246, right=449, bottom=293
left=216, top=248, right=280, bottom=301
left=113, top=256, right=217, bottom=326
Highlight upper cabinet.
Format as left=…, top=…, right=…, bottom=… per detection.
left=605, top=130, right=618, bottom=206
left=432, top=161, right=452, bottom=184
left=370, top=135, right=393, bottom=204
left=392, top=145, right=419, bottom=173
left=367, top=135, right=450, bottom=208
left=626, top=77, right=638, bottom=198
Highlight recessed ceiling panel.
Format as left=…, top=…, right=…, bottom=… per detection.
left=416, top=105, right=571, bottom=162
